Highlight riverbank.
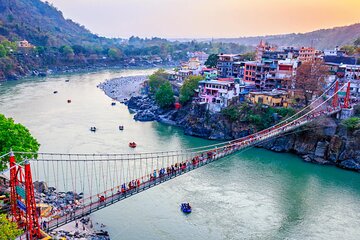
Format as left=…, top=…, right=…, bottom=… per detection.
left=260, top=117, right=360, bottom=172
left=98, top=75, right=147, bottom=102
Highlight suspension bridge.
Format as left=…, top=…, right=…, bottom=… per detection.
left=0, top=80, right=354, bottom=239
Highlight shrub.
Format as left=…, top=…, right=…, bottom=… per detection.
left=341, top=117, right=360, bottom=131
left=222, top=105, right=240, bottom=121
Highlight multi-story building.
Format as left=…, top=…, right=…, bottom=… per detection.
left=243, top=61, right=257, bottom=83
left=217, top=54, right=241, bottom=78
left=243, top=60, right=277, bottom=90
left=266, top=59, right=299, bottom=90
left=298, top=47, right=316, bottom=62
left=232, top=61, right=245, bottom=79
left=197, top=78, right=244, bottom=112
left=323, top=46, right=344, bottom=56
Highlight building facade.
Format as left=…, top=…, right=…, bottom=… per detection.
left=217, top=54, right=241, bottom=78
left=197, top=78, right=244, bottom=112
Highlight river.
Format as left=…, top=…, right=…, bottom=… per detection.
left=1, top=69, right=360, bottom=240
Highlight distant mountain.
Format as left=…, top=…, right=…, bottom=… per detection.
left=0, top=0, right=116, bottom=46
left=213, top=23, right=360, bottom=49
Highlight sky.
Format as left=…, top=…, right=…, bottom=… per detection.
left=46, top=0, right=360, bottom=39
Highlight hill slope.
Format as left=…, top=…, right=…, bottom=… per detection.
left=214, top=23, right=360, bottom=49
left=0, top=0, right=114, bottom=46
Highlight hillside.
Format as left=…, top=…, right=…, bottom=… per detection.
left=0, top=0, right=115, bottom=46
left=214, top=23, right=360, bottom=49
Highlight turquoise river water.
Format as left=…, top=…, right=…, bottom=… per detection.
left=1, top=69, right=360, bottom=240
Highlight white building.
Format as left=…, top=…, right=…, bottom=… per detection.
left=197, top=78, right=244, bottom=112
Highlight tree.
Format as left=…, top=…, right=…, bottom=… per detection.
left=60, top=45, right=74, bottom=58
left=294, top=61, right=328, bottom=106
left=204, top=54, right=219, bottom=68
left=340, top=45, right=356, bottom=55
left=241, top=51, right=256, bottom=61
left=0, top=114, right=40, bottom=171
left=107, top=48, right=122, bottom=60
left=148, top=69, right=169, bottom=94
left=0, top=45, right=6, bottom=58
left=0, top=214, right=23, bottom=239
left=155, top=82, right=175, bottom=108
left=179, top=75, right=203, bottom=104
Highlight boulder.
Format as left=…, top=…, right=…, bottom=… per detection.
left=339, top=160, right=360, bottom=171
left=314, top=141, right=328, bottom=157
left=134, top=109, right=156, bottom=121
left=33, top=181, right=48, bottom=193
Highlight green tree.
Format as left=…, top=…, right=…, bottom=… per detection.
left=221, top=105, right=241, bottom=121
left=60, top=45, right=74, bottom=58
left=0, top=114, right=40, bottom=171
left=179, top=75, right=203, bottom=104
left=1, top=40, right=17, bottom=53
left=204, top=54, right=219, bottom=68
left=107, top=48, right=122, bottom=60
left=148, top=69, right=169, bottom=94
left=0, top=45, right=6, bottom=58
left=0, top=214, right=23, bottom=239
left=340, top=45, right=356, bottom=55
left=155, top=82, right=175, bottom=108
left=241, top=51, right=256, bottom=61
left=341, top=117, right=360, bottom=131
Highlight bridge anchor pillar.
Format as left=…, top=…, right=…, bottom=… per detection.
left=340, top=107, right=354, bottom=120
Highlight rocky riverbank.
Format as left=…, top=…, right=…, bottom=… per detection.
left=126, top=96, right=360, bottom=172
left=33, top=181, right=110, bottom=239
left=259, top=117, right=360, bottom=171
left=126, top=95, right=252, bottom=139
